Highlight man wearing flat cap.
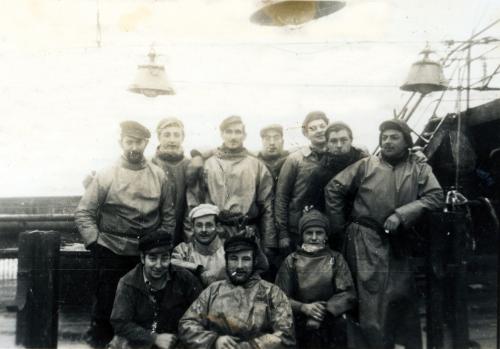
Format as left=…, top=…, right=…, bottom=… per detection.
left=152, top=117, right=192, bottom=244
left=275, top=111, right=330, bottom=255
left=188, top=116, right=277, bottom=261
left=109, top=230, right=202, bottom=349
left=179, top=235, right=296, bottom=349
left=325, top=119, right=443, bottom=349
left=75, top=120, right=176, bottom=348
left=171, top=203, right=226, bottom=286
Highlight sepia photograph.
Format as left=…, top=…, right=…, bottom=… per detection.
left=0, top=0, right=499, bottom=348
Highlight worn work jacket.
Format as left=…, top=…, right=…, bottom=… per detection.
left=324, top=154, right=443, bottom=349
left=303, top=147, right=368, bottom=212
left=178, top=276, right=296, bottom=349
left=152, top=150, right=190, bottom=244
left=257, top=151, right=290, bottom=185
left=275, top=146, right=323, bottom=242
left=275, top=247, right=356, bottom=349
left=110, top=264, right=202, bottom=348
left=196, top=148, right=277, bottom=248
left=75, top=157, right=176, bottom=256
left=171, top=236, right=226, bottom=286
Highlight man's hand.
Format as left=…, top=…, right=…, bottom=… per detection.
left=215, top=335, right=239, bottom=349
left=300, top=302, right=327, bottom=322
left=279, top=237, right=291, bottom=253
left=154, top=333, right=177, bottom=349
left=383, top=213, right=402, bottom=233
left=200, top=270, right=218, bottom=285
left=82, top=171, right=96, bottom=189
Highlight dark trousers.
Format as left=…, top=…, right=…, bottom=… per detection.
left=88, top=245, right=139, bottom=345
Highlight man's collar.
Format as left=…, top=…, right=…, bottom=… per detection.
left=120, top=156, right=147, bottom=170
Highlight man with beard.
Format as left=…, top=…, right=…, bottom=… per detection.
left=189, top=115, right=276, bottom=261
left=178, top=235, right=296, bottom=349
left=75, top=121, right=176, bottom=348
left=109, top=230, right=202, bottom=349
left=275, top=111, right=329, bottom=254
left=275, top=209, right=356, bottom=349
left=303, top=121, right=368, bottom=214
left=152, top=117, right=190, bottom=244
left=325, top=119, right=443, bottom=349
left=172, top=204, right=226, bottom=286
left=257, top=124, right=290, bottom=185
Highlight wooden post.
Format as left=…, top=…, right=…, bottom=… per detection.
left=15, top=230, right=60, bottom=348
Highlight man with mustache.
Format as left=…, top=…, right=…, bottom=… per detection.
left=325, top=119, right=443, bottom=349
left=75, top=120, right=176, bottom=348
left=275, top=111, right=330, bottom=254
left=171, top=203, right=226, bottom=286
left=178, top=235, right=296, bottom=349
left=257, top=124, right=290, bottom=185
left=109, top=230, right=202, bottom=349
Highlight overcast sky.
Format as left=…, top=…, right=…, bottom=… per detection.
left=1, top=0, right=499, bottom=196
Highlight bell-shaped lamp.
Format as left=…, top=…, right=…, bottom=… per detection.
left=250, top=0, right=345, bottom=26
left=128, top=49, right=175, bottom=97
left=400, top=46, right=448, bottom=95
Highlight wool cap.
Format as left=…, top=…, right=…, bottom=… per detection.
left=260, top=124, right=283, bottom=138
left=120, top=121, right=151, bottom=140
left=379, top=119, right=413, bottom=148
left=156, top=117, right=184, bottom=136
left=138, top=230, right=173, bottom=253
left=189, top=204, right=220, bottom=222
left=224, top=235, right=258, bottom=255
left=325, top=121, right=353, bottom=140
left=298, top=209, right=330, bottom=235
left=302, top=111, right=329, bottom=136
left=220, top=115, right=244, bottom=132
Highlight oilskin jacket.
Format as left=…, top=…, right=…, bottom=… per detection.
left=275, top=247, right=356, bottom=349
left=324, top=154, right=443, bottom=349
left=110, top=264, right=202, bottom=349
left=75, top=157, right=176, bottom=256
left=195, top=148, right=277, bottom=248
left=152, top=149, right=190, bottom=244
left=275, top=146, right=323, bottom=245
left=178, top=275, right=296, bottom=349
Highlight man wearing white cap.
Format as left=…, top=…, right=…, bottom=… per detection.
left=171, top=204, right=226, bottom=286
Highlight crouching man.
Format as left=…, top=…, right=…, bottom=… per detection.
left=172, top=203, right=226, bottom=286
left=109, top=230, right=202, bottom=349
left=178, top=235, right=296, bottom=349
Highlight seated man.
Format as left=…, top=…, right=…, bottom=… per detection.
left=275, top=209, right=356, bottom=349
left=109, top=230, right=202, bottom=349
left=178, top=235, right=296, bottom=349
left=172, top=204, right=226, bottom=286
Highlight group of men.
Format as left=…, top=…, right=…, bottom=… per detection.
left=75, top=111, right=444, bottom=349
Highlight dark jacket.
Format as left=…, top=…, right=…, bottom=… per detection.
left=303, top=147, right=368, bottom=212
left=257, top=151, right=290, bottom=185
left=110, top=264, right=202, bottom=348
left=152, top=150, right=190, bottom=244
left=275, top=146, right=323, bottom=242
